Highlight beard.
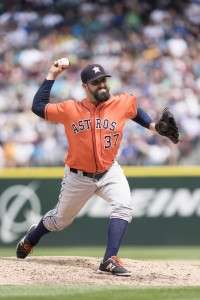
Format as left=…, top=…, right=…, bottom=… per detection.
left=89, top=86, right=110, bottom=103
left=95, top=88, right=110, bottom=103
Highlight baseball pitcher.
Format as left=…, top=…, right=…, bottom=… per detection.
left=16, top=58, right=180, bottom=276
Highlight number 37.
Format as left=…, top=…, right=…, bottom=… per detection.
left=104, top=133, right=120, bottom=149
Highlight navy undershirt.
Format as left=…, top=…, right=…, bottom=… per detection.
left=132, top=107, right=152, bottom=128
left=32, top=79, right=55, bottom=119
left=32, top=79, right=152, bottom=128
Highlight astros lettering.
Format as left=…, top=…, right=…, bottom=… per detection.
left=71, top=118, right=117, bottom=134
left=45, top=93, right=137, bottom=173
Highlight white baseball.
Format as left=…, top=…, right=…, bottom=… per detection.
left=58, top=58, right=70, bottom=69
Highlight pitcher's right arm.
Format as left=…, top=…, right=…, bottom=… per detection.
left=32, top=59, right=70, bottom=119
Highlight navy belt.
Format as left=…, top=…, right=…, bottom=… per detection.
left=70, top=168, right=108, bottom=180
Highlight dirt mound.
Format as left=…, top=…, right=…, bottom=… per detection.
left=1, top=256, right=200, bottom=286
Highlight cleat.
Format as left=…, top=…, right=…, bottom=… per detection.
left=97, top=256, right=132, bottom=276
left=16, top=224, right=37, bottom=259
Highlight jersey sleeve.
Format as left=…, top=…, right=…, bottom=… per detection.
left=45, top=101, right=69, bottom=124
left=123, top=93, right=137, bottom=119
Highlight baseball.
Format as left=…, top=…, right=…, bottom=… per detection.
left=58, top=58, right=70, bottom=69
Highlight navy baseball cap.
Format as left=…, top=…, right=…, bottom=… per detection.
left=81, top=64, right=111, bottom=83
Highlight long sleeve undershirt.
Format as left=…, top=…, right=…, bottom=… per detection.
left=32, top=79, right=153, bottom=128
left=132, top=106, right=153, bottom=128
left=32, top=79, right=55, bottom=119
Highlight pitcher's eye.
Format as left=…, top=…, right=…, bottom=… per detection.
left=91, top=77, right=107, bottom=85
left=91, top=81, right=99, bottom=86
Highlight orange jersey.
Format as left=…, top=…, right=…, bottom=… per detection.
left=45, top=93, right=137, bottom=173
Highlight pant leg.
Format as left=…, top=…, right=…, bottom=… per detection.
left=43, top=166, right=98, bottom=231
left=96, top=161, right=133, bottom=223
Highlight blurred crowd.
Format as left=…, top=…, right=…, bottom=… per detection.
left=0, top=0, right=200, bottom=168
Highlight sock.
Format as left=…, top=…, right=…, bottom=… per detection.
left=103, top=218, right=128, bottom=262
left=27, top=218, right=50, bottom=246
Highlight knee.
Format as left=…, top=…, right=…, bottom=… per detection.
left=111, top=205, right=133, bottom=223
left=43, top=216, right=73, bottom=231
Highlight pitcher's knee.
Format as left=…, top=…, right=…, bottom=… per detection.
left=111, top=206, right=133, bottom=223
left=43, top=216, right=73, bottom=231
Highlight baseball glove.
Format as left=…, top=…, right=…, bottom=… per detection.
left=155, top=108, right=180, bottom=144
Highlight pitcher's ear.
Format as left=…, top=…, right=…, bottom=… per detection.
left=82, top=83, right=87, bottom=90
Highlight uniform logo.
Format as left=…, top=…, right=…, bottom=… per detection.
left=93, top=66, right=101, bottom=73
left=71, top=118, right=117, bottom=134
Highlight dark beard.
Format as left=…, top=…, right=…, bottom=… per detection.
left=94, top=88, right=110, bottom=103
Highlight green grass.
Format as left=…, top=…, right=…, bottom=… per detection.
left=1, top=245, right=200, bottom=260
left=0, top=286, right=200, bottom=300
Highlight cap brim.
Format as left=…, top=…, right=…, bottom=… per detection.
left=87, top=74, right=111, bottom=83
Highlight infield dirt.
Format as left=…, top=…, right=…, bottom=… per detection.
left=1, top=256, right=200, bottom=286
